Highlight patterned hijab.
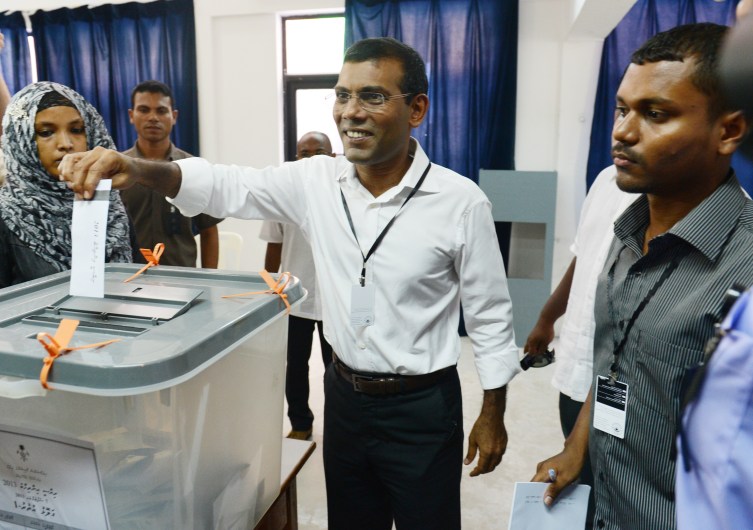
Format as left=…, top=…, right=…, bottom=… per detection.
left=0, top=82, right=132, bottom=271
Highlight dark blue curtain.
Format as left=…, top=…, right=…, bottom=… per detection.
left=0, top=12, right=32, bottom=96
left=585, top=0, right=753, bottom=192
left=30, top=0, right=199, bottom=155
left=345, top=0, right=518, bottom=183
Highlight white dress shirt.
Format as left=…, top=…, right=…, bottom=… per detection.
left=551, top=165, right=636, bottom=401
left=259, top=221, right=322, bottom=320
left=170, top=140, right=520, bottom=389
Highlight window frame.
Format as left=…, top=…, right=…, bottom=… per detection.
left=282, top=13, right=344, bottom=162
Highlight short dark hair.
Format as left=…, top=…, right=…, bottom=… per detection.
left=130, top=80, right=174, bottom=108
left=630, top=23, right=730, bottom=119
left=343, top=37, right=428, bottom=102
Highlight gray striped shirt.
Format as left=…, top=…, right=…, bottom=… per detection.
left=590, top=175, right=753, bottom=530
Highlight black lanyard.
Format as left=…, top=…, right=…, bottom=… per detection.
left=340, top=162, right=431, bottom=286
left=606, top=245, right=688, bottom=382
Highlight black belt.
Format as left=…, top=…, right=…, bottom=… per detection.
left=332, top=354, right=454, bottom=395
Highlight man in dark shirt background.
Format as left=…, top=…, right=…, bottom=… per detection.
left=121, top=80, right=221, bottom=267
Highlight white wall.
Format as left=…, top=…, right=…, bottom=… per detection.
left=5, top=0, right=636, bottom=281
left=190, top=0, right=345, bottom=272
left=191, top=0, right=343, bottom=165
left=516, top=0, right=635, bottom=281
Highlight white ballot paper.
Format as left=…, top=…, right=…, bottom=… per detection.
left=70, top=180, right=111, bottom=298
left=0, top=424, right=110, bottom=529
left=508, top=482, right=591, bottom=530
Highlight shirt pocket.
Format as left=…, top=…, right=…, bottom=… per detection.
left=634, top=330, right=704, bottom=423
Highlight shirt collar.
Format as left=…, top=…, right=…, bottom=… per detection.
left=613, top=172, right=748, bottom=263
left=337, top=138, right=439, bottom=198
left=131, top=141, right=178, bottom=161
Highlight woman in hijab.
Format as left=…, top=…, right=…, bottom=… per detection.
left=0, top=82, right=132, bottom=287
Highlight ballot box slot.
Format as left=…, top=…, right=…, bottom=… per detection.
left=0, top=282, right=203, bottom=333
left=21, top=315, right=147, bottom=337
left=45, top=283, right=204, bottom=323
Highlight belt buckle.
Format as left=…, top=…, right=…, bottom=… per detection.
left=351, top=374, right=402, bottom=394
left=351, top=374, right=374, bottom=392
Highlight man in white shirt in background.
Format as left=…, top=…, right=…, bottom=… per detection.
left=61, top=37, right=520, bottom=530
left=260, top=131, right=335, bottom=441
left=524, top=165, right=635, bottom=528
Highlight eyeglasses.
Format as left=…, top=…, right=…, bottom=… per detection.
left=520, top=350, right=555, bottom=371
left=330, top=90, right=414, bottom=113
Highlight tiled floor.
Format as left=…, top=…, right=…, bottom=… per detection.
left=283, top=337, right=565, bottom=529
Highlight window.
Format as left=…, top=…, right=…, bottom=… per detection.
left=282, top=14, right=345, bottom=161
left=28, top=35, right=38, bottom=82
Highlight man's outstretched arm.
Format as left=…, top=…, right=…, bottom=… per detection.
left=60, top=147, right=182, bottom=199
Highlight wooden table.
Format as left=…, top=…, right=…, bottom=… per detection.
left=255, top=438, right=317, bottom=530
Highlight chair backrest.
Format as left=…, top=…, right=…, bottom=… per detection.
left=196, top=230, right=244, bottom=269
left=217, top=231, right=244, bottom=270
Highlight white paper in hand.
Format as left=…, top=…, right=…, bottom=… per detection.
left=508, top=482, right=591, bottom=530
left=70, top=180, right=111, bottom=298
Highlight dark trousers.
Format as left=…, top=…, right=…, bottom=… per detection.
left=323, top=363, right=463, bottom=530
left=285, top=315, right=333, bottom=431
left=559, top=392, right=595, bottom=530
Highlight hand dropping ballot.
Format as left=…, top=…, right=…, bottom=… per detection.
left=70, top=180, right=111, bottom=298
left=508, top=482, right=591, bottom=530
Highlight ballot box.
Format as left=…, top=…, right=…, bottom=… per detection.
left=0, top=264, right=304, bottom=529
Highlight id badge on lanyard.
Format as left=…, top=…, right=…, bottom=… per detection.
left=350, top=283, right=376, bottom=327
left=598, top=246, right=685, bottom=439
left=594, top=376, right=628, bottom=439
left=342, top=162, right=432, bottom=330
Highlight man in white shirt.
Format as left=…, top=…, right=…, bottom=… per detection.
left=524, top=165, right=635, bottom=528
left=259, top=131, right=335, bottom=441
left=61, top=37, right=520, bottom=530
left=526, top=166, right=635, bottom=425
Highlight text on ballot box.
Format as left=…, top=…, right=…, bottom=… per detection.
left=0, top=425, right=109, bottom=530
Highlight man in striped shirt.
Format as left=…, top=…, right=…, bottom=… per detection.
left=533, top=23, right=753, bottom=530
